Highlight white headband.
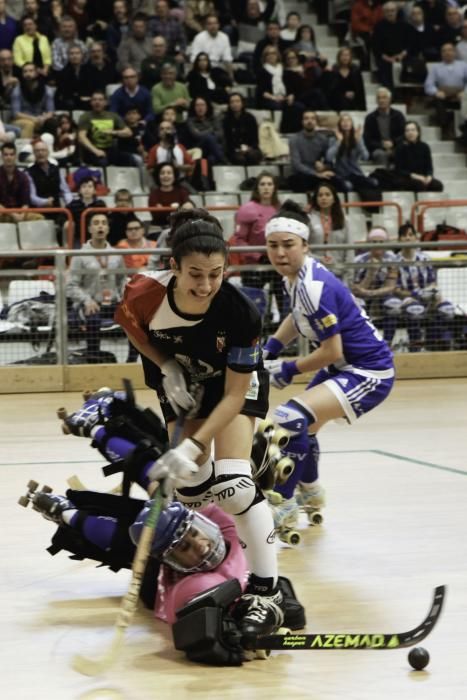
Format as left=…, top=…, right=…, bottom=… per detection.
left=265, top=216, right=309, bottom=241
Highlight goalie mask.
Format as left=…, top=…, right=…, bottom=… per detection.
left=129, top=501, right=226, bottom=573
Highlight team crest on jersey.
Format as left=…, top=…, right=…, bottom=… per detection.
left=216, top=332, right=226, bottom=352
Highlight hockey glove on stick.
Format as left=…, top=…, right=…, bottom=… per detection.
left=161, top=359, right=197, bottom=416
left=147, top=438, right=201, bottom=492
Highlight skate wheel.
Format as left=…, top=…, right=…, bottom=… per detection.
left=82, top=389, right=93, bottom=400
left=280, top=529, right=301, bottom=546
left=255, top=649, right=270, bottom=660
left=57, top=407, right=67, bottom=420
left=27, top=479, right=39, bottom=491
left=67, top=475, right=87, bottom=491
left=267, top=444, right=281, bottom=463
left=308, top=511, right=323, bottom=526
left=18, top=495, right=30, bottom=507
left=257, top=418, right=274, bottom=436
left=42, top=485, right=53, bottom=494
left=271, top=428, right=289, bottom=448
left=265, top=490, right=282, bottom=506
left=275, top=457, right=294, bottom=485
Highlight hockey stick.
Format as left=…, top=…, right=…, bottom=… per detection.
left=71, top=412, right=186, bottom=676
left=252, top=585, right=445, bottom=651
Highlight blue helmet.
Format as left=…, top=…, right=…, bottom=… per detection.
left=129, top=501, right=226, bottom=574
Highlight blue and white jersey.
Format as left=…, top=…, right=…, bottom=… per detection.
left=394, top=250, right=436, bottom=292
left=353, top=250, right=398, bottom=288
left=285, top=257, right=394, bottom=372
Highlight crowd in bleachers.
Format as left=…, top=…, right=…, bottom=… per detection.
left=0, top=0, right=467, bottom=361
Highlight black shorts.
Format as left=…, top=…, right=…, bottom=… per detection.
left=153, top=368, right=270, bottom=425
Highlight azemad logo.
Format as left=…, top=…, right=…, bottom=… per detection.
left=280, top=634, right=400, bottom=649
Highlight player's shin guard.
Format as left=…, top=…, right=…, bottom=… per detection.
left=272, top=400, right=317, bottom=499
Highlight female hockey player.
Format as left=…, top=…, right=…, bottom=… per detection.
left=113, top=208, right=284, bottom=638
left=261, top=201, right=395, bottom=529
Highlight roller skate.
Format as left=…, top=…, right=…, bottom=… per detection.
left=57, top=386, right=124, bottom=437
left=18, top=480, right=74, bottom=523
left=250, top=419, right=295, bottom=491
left=233, top=584, right=284, bottom=645
left=265, top=491, right=301, bottom=546
left=296, top=482, right=325, bottom=526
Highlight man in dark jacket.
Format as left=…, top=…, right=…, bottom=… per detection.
left=363, top=87, right=406, bottom=166
left=371, top=1, right=412, bottom=88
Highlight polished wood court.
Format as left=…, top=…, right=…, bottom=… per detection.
left=1, top=378, right=467, bottom=700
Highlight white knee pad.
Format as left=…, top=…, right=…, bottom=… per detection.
left=174, top=457, right=214, bottom=510
left=272, top=399, right=315, bottom=435
left=437, top=301, right=455, bottom=319
left=383, top=296, right=403, bottom=317
left=404, top=300, right=426, bottom=318
left=211, top=459, right=260, bottom=515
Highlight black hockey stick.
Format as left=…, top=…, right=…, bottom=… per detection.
left=252, top=585, right=445, bottom=651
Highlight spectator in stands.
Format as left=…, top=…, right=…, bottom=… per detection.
left=86, top=41, right=119, bottom=93
left=363, top=87, right=405, bottom=167
left=456, top=20, right=467, bottom=62
left=49, top=112, right=77, bottom=165
left=288, top=110, right=340, bottom=193
left=148, top=161, right=190, bottom=227
left=67, top=175, right=107, bottom=246
left=0, top=48, right=20, bottom=107
left=0, top=142, right=43, bottom=222
left=78, top=90, right=136, bottom=167
left=393, top=120, right=443, bottom=192
left=54, top=44, right=90, bottom=111
left=120, top=106, right=146, bottom=159
left=23, top=0, right=55, bottom=39
left=117, top=12, right=153, bottom=73
left=107, top=188, right=135, bottom=245
left=282, top=47, right=328, bottom=111
left=253, top=20, right=287, bottom=74
left=407, top=4, right=439, bottom=63
left=222, top=92, right=262, bottom=165
left=280, top=11, right=301, bottom=43
left=351, top=0, right=383, bottom=68
left=66, top=0, right=92, bottom=40
left=11, top=62, right=54, bottom=138
left=350, top=226, right=399, bottom=345
left=414, top=0, right=446, bottom=32
left=0, top=0, right=18, bottom=50
left=292, top=23, right=319, bottom=62
left=12, top=15, right=51, bottom=77
left=51, top=14, right=87, bottom=72
left=116, top=215, right=157, bottom=272
left=372, top=1, right=412, bottom=88
left=151, top=63, right=190, bottom=120
left=436, top=6, right=463, bottom=49
left=110, top=68, right=153, bottom=121
left=186, top=51, right=231, bottom=104
left=189, top=13, right=233, bottom=82
left=307, top=182, right=351, bottom=279
left=187, top=96, right=226, bottom=165
left=140, top=35, right=181, bottom=89
left=106, top=0, right=131, bottom=55
left=184, top=1, right=217, bottom=41
left=149, top=0, right=187, bottom=56
left=256, top=45, right=304, bottom=133
left=232, top=170, right=287, bottom=319
left=326, top=113, right=381, bottom=201
left=66, top=212, right=125, bottom=362
left=424, top=42, right=467, bottom=138
left=148, top=198, right=196, bottom=270
left=326, top=47, right=366, bottom=112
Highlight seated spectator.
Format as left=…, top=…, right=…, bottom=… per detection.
left=54, top=44, right=91, bottom=111
left=394, top=222, right=455, bottom=351
left=231, top=170, right=287, bottom=319
left=151, top=63, right=190, bottom=121
left=0, top=0, right=18, bottom=51
left=325, top=47, right=366, bottom=111
left=189, top=13, right=233, bottom=83
left=436, top=6, right=463, bottom=49
left=407, top=4, right=439, bottom=64
left=146, top=118, right=194, bottom=174
left=282, top=47, right=328, bottom=111
left=107, top=188, right=136, bottom=246
left=86, top=41, right=119, bottom=93
left=78, top=90, right=136, bottom=167
left=424, top=42, right=467, bottom=138
left=66, top=212, right=125, bottom=362
left=256, top=45, right=303, bottom=133
left=140, top=35, right=181, bottom=89
left=288, top=110, right=340, bottom=193
left=184, top=1, right=217, bottom=41
left=280, top=11, right=301, bottom=43
left=49, top=0, right=65, bottom=36
left=414, top=0, right=446, bottom=32
left=109, top=68, right=153, bottom=121
left=46, top=112, right=77, bottom=165
left=116, top=215, right=157, bottom=272
left=148, top=161, right=190, bottom=227
left=149, top=0, right=187, bottom=57
left=142, top=104, right=193, bottom=153
left=351, top=0, right=383, bottom=68
left=67, top=0, right=93, bottom=40
left=11, top=62, right=54, bottom=138
left=186, top=96, right=225, bottom=165
left=222, top=92, right=262, bottom=165
left=22, top=0, right=55, bottom=39
left=253, top=20, right=288, bottom=75
left=307, top=182, right=351, bottom=279
left=67, top=175, right=107, bottom=246
left=117, top=12, right=153, bottom=73
left=371, top=1, right=412, bottom=88
left=350, top=226, right=399, bottom=345
left=363, top=87, right=405, bottom=167
left=51, top=14, right=87, bottom=72
left=105, top=0, right=130, bottom=55
left=120, top=106, right=146, bottom=161
left=186, top=51, right=231, bottom=104
left=0, top=48, right=20, bottom=108
left=12, top=15, right=51, bottom=77
left=293, top=24, right=320, bottom=62
left=0, top=142, right=43, bottom=222
left=326, top=113, right=381, bottom=200
left=393, top=121, right=443, bottom=192
left=456, top=20, right=467, bottom=62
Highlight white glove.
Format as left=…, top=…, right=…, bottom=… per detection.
left=264, top=358, right=299, bottom=389
left=161, top=359, right=196, bottom=415
left=147, top=438, right=201, bottom=488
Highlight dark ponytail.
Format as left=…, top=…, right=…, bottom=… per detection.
left=269, top=199, right=311, bottom=231
left=168, top=207, right=228, bottom=265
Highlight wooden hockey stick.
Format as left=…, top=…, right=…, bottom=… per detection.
left=71, top=413, right=186, bottom=676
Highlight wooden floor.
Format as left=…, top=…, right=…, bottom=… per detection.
left=2, top=378, right=467, bottom=700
